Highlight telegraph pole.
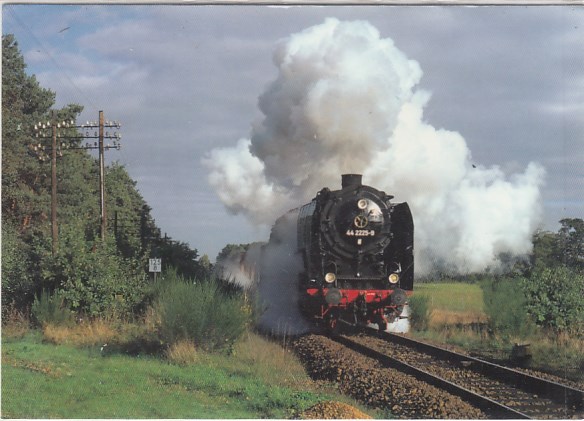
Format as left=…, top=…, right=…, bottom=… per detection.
left=77, top=111, right=121, bottom=241
left=98, top=111, right=107, bottom=241
left=50, top=111, right=58, bottom=255
left=31, top=110, right=122, bottom=252
left=32, top=111, right=65, bottom=255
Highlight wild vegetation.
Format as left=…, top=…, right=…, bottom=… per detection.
left=409, top=225, right=584, bottom=381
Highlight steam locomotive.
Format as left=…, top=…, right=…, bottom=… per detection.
left=270, top=174, right=414, bottom=332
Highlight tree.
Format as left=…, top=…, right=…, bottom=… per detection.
left=1, top=34, right=204, bottom=316
left=532, top=219, right=584, bottom=271
left=199, top=254, right=212, bottom=273
left=532, top=230, right=561, bottom=268
left=522, top=265, right=584, bottom=335
left=558, top=218, right=584, bottom=269
left=2, top=34, right=55, bottom=232
left=216, top=243, right=249, bottom=263
left=106, top=162, right=152, bottom=259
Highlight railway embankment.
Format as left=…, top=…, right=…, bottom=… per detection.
left=294, top=333, right=486, bottom=419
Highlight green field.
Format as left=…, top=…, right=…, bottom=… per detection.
left=1, top=332, right=339, bottom=419
left=413, top=282, right=486, bottom=326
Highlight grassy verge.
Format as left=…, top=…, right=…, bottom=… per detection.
left=2, top=329, right=365, bottom=419
left=411, top=281, right=584, bottom=383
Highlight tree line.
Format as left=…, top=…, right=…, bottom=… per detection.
left=2, top=34, right=211, bottom=318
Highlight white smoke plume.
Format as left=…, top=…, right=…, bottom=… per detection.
left=214, top=243, right=263, bottom=290
left=203, top=18, right=545, bottom=275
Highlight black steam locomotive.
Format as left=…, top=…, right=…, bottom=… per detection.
left=295, top=174, right=414, bottom=332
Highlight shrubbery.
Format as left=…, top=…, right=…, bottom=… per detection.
left=45, top=221, right=148, bottom=319
left=480, top=266, right=583, bottom=338
left=1, top=222, right=36, bottom=315
left=481, top=277, right=536, bottom=338
left=154, top=271, right=252, bottom=353
left=408, top=294, right=431, bottom=331
left=522, top=265, right=584, bottom=336
left=31, top=290, right=75, bottom=328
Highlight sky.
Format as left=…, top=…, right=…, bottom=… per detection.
left=2, top=4, right=583, bottom=265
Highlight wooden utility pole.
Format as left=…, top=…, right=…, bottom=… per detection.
left=98, top=110, right=107, bottom=241
left=50, top=112, right=58, bottom=255
left=31, top=111, right=121, bottom=251
left=32, top=111, right=63, bottom=255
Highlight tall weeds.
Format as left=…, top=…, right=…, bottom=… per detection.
left=31, top=290, right=74, bottom=328
left=481, top=278, right=536, bottom=339
left=154, top=274, right=252, bottom=353
left=408, top=295, right=431, bottom=331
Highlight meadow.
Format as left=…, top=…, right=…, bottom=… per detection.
left=414, top=282, right=487, bottom=326
left=1, top=328, right=370, bottom=419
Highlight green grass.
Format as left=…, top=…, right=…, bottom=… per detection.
left=414, top=282, right=484, bottom=314
left=1, top=332, right=331, bottom=419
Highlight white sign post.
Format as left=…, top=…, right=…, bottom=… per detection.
left=149, top=258, right=161, bottom=281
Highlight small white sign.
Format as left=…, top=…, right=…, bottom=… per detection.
left=149, top=258, right=162, bottom=273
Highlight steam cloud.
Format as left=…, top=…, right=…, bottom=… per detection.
left=203, top=18, right=545, bottom=275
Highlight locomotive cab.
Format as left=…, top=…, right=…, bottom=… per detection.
left=297, top=174, right=414, bottom=331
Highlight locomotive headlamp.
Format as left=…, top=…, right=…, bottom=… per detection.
left=357, top=199, right=368, bottom=209
left=325, top=272, right=337, bottom=283
left=388, top=273, right=400, bottom=284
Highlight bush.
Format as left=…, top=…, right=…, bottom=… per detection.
left=155, top=275, right=251, bottom=353
left=46, top=220, right=148, bottom=319
left=481, top=277, right=535, bottom=338
left=31, top=290, right=74, bottom=328
left=522, top=265, right=584, bottom=336
left=1, top=221, right=35, bottom=314
left=408, top=294, right=431, bottom=331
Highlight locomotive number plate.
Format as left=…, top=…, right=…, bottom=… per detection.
left=346, top=229, right=375, bottom=237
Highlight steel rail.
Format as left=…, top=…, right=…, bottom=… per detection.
left=332, top=334, right=531, bottom=419
left=359, top=325, right=584, bottom=412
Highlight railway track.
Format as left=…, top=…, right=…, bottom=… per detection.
left=334, top=325, right=584, bottom=419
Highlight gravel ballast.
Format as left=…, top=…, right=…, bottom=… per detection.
left=293, top=334, right=486, bottom=419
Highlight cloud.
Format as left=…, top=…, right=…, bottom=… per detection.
left=204, top=17, right=546, bottom=275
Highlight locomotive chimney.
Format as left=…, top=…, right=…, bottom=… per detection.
left=341, top=174, right=362, bottom=189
